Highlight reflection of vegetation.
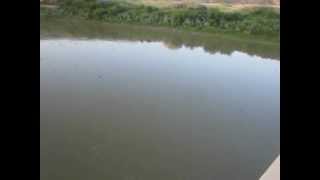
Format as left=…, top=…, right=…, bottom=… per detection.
left=163, top=42, right=183, bottom=50
left=42, top=0, right=279, bottom=36
left=40, top=17, right=279, bottom=60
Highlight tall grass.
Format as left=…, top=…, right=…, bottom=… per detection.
left=44, top=0, right=279, bottom=36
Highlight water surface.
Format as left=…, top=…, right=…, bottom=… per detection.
left=41, top=21, right=280, bottom=180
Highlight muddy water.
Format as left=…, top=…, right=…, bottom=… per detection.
left=41, top=23, right=279, bottom=180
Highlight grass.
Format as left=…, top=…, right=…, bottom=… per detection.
left=41, top=0, right=279, bottom=37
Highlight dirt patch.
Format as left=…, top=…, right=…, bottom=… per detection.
left=201, top=3, right=279, bottom=11
left=40, top=4, right=58, bottom=9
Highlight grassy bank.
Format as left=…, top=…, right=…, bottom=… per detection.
left=115, top=0, right=280, bottom=11
left=41, top=0, right=279, bottom=37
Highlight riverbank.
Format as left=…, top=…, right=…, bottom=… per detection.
left=117, top=0, right=280, bottom=12
left=40, top=0, right=279, bottom=37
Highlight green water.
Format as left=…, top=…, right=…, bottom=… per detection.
left=40, top=18, right=279, bottom=60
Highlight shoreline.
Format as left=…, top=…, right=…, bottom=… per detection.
left=40, top=15, right=279, bottom=43
left=40, top=0, right=279, bottom=37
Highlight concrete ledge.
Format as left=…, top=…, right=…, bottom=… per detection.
left=260, top=156, right=280, bottom=180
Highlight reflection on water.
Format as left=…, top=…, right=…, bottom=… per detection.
left=40, top=18, right=280, bottom=60
left=41, top=22, right=279, bottom=180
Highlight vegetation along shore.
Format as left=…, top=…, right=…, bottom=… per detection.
left=41, top=0, right=280, bottom=37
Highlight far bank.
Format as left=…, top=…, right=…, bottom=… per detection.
left=40, top=0, right=279, bottom=38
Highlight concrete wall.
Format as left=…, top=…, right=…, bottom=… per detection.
left=260, top=156, right=280, bottom=180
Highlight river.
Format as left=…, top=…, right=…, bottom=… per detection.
left=40, top=19, right=279, bottom=180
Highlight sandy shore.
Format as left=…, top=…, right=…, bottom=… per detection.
left=260, top=155, right=280, bottom=180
